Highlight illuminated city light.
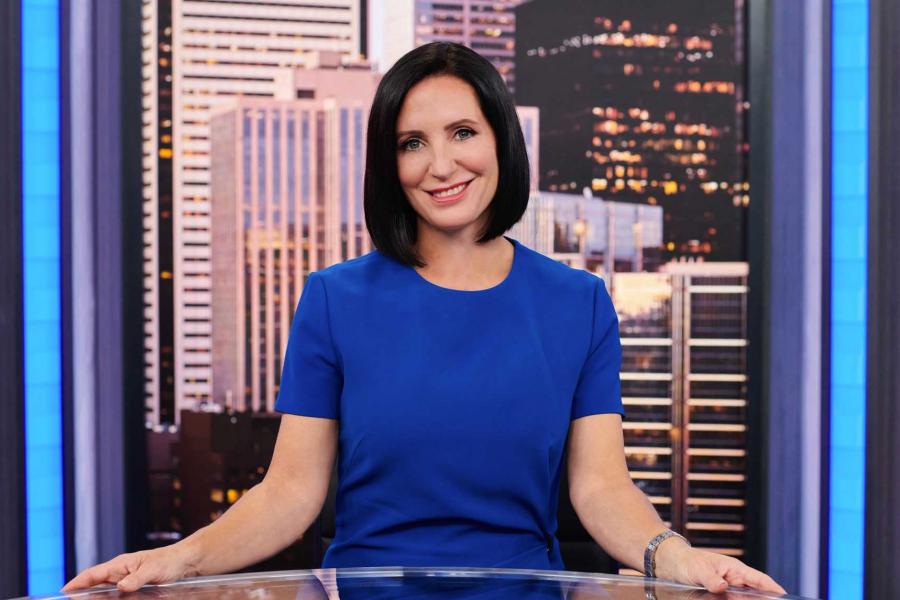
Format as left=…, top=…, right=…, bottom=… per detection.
left=609, top=150, right=643, bottom=163
left=683, top=36, right=713, bottom=50
left=674, top=80, right=735, bottom=94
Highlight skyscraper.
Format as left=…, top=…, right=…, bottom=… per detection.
left=514, top=0, right=747, bottom=260
left=141, top=0, right=366, bottom=425
left=612, top=262, right=750, bottom=559
left=209, top=64, right=380, bottom=413
left=370, top=0, right=524, bottom=90
left=509, top=191, right=664, bottom=273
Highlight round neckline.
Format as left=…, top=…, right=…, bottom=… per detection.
left=411, top=235, right=519, bottom=294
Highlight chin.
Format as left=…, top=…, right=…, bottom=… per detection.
left=428, top=219, right=480, bottom=234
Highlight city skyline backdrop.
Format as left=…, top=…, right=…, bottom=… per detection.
left=139, top=0, right=751, bottom=565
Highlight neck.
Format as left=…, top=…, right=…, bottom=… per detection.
left=413, top=226, right=514, bottom=291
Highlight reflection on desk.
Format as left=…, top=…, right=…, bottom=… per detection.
left=26, top=568, right=810, bottom=600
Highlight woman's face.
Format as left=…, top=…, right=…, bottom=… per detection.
left=395, top=75, right=499, bottom=239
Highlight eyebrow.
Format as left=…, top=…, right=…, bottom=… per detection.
left=396, top=118, right=480, bottom=138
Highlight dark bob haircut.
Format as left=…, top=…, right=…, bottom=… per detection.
left=363, top=41, right=530, bottom=267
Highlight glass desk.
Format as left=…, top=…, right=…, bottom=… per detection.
left=22, top=568, right=812, bottom=600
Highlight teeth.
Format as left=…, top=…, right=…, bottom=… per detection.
left=433, top=182, right=467, bottom=198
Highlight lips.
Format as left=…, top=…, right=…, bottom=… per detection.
left=428, top=179, right=473, bottom=202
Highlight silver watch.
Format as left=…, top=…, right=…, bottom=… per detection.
left=643, top=529, right=690, bottom=578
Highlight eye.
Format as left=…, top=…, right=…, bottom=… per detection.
left=399, top=138, right=422, bottom=152
left=455, top=128, right=476, bottom=140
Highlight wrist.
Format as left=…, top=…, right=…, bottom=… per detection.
left=652, top=535, right=691, bottom=581
left=173, top=528, right=207, bottom=578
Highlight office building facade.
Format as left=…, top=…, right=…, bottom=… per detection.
left=612, top=262, right=750, bottom=558
left=509, top=191, right=665, bottom=273
left=371, top=0, right=524, bottom=90
left=209, top=64, right=379, bottom=413
left=513, top=0, right=748, bottom=260
left=141, top=0, right=366, bottom=424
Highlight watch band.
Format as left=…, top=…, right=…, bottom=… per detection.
left=643, top=529, right=689, bottom=578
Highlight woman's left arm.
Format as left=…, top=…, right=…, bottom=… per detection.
left=567, top=413, right=785, bottom=595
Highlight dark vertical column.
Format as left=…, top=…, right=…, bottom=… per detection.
left=59, top=0, right=77, bottom=583
left=360, top=0, right=368, bottom=58
left=749, top=0, right=826, bottom=590
left=865, top=0, right=900, bottom=597
left=670, top=276, right=686, bottom=535
left=156, top=0, right=175, bottom=424
left=763, top=0, right=809, bottom=591
left=121, top=0, right=150, bottom=552
left=745, top=0, right=771, bottom=575
left=0, top=1, right=27, bottom=597
left=93, top=0, right=128, bottom=560
left=819, top=1, right=832, bottom=595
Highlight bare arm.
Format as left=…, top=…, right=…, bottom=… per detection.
left=63, top=414, right=337, bottom=592
left=181, top=413, right=337, bottom=575
left=567, top=413, right=784, bottom=595
left=566, top=413, right=672, bottom=571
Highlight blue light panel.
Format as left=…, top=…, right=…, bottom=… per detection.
left=829, top=0, right=868, bottom=598
left=21, top=0, right=64, bottom=594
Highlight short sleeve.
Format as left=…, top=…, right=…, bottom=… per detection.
left=571, top=276, right=624, bottom=420
left=275, top=271, right=343, bottom=419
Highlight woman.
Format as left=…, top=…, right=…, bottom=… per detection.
left=63, top=42, right=784, bottom=596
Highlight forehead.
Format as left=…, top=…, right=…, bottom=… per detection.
left=396, top=75, right=486, bottom=129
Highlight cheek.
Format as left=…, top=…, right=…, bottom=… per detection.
left=397, top=154, right=426, bottom=189
left=467, top=138, right=499, bottom=175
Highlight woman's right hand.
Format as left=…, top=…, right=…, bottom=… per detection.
left=61, top=543, right=197, bottom=593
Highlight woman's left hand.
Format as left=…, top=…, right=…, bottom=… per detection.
left=655, top=539, right=786, bottom=595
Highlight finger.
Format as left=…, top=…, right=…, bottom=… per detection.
left=741, top=569, right=786, bottom=595
left=62, top=563, right=117, bottom=591
left=118, top=559, right=167, bottom=593
left=698, top=566, right=729, bottom=593
left=703, top=576, right=728, bottom=593
left=118, top=566, right=151, bottom=593
left=723, top=563, right=785, bottom=596
left=63, top=552, right=149, bottom=593
left=723, top=572, right=745, bottom=589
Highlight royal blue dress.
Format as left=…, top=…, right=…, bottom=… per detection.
left=275, top=235, right=623, bottom=571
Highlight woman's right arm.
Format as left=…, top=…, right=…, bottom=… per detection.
left=62, top=414, right=338, bottom=592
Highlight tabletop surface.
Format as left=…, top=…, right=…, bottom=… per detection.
left=21, top=567, right=812, bottom=600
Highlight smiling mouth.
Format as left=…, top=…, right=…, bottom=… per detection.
left=429, top=179, right=473, bottom=199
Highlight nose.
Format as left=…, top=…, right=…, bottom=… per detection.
left=428, top=143, right=456, bottom=179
